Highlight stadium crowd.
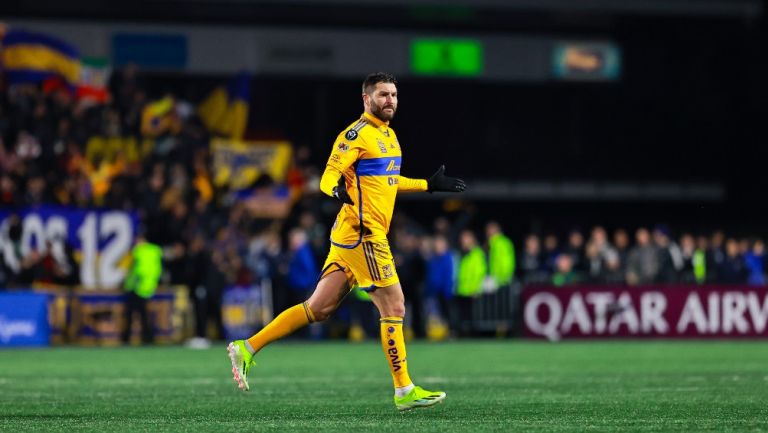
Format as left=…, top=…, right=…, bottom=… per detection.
left=1, top=68, right=767, bottom=341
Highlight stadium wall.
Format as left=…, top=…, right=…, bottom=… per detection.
left=6, top=19, right=613, bottom=81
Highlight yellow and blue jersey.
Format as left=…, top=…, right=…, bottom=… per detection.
left=320, top=112, right=426, bottom=248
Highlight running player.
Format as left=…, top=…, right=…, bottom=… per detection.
left=227, top=72, right=466, bottom=411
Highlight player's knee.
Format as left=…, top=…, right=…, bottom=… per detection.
left=386, top=303, right=406, bottom=318
left=308, top=301, right=335, bottom=322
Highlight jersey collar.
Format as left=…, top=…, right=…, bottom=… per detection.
left=363, top=111, right=388, bottom=128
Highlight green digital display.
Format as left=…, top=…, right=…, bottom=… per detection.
left=410, top=39, right=483, bottom=77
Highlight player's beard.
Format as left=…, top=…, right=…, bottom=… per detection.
left=371, top=100, right=396, bottom=122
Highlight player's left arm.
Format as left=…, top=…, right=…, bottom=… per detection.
left=398, top=165, right=466, bottom=193
left=396, top=176, right=428, bottom=193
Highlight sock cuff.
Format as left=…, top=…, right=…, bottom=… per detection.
left=301, top=301, right=316, bottom=323
left=380, top=317, right=403, bottom=324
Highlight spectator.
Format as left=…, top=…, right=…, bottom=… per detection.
left=738, top=238, right=750, bottom=258
left=122, top=233, right=163, bottom=345
left=542, top=233, right=560, bottom=273
left=594, top=227, right=618, bottom=258
left=485, top=221, right=515, bottom=289
left=718, top=238, right=747, bottom=284
left=626, top=227, right=659, bottom=286
left=613, top=228, right=630, bottom=273
left=40, top=240, right=78, bottom=286
left=744, top=239, right=765, bottom=286
left=653, top=225, right=683, bottom=283
left=286, top=229, right=318, bottom=305
left=159, top=200, right=191, bottom=284
left=679, top=233, right=696, bottom=283
left=708, top=230, right=726, bottom=282
left=0, top=174, right=18, bottom=207
left=455, top=230, right=486, bottom=336
left=584, top=241, right=603, bottom=282
left=693, top=235, right=708, bottom=284
left=586, top=226, right=620, bottom=282
left=24, top=172, right=49, bottom=205
left=395, top=230, right=426, bottom=338
left=552, top=254, right=580, bottom=287
left=520, top=234, right=546, bottom=284
left=564, top=229, right=586, bottom=273
left=298, top=211, right=326, bottom=268
left=425, top=234, right=456, bottom=329
left=602, top=253, right=624, bottom=284
left=187, top=234, right=214, bottom=348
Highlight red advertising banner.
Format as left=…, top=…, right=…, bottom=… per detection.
left=522, top=285, right=768, bottom=339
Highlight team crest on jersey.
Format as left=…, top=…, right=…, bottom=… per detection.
left=337, top=142, right=349, bottom=152
left=377, top=138, right=387, bottom=154
left=345, top=129, right=358, bottom=141
left=382, top=264, right=393, bottom=278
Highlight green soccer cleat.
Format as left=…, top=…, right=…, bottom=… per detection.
left=394, top=385, right=446, bottom=412
left=227, top=340, right=256, bottom=391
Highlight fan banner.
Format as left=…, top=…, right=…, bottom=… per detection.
left=0, top=207, right=138, bottom=289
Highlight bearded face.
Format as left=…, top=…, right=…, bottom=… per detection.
left=370, top=96, right=396, bottom=121
left=365, top=82, right=397, bottom=122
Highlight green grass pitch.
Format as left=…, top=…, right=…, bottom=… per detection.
left=1, top=341, right=767, bottom=432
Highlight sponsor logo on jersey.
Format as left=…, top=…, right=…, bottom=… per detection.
left=386, top=160, right=401, bottom=172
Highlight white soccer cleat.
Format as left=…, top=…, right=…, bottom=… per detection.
left=227, top=340, right=255, bottom=391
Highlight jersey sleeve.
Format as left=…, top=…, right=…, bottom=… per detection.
left=397, top=176, right=428, bottom=193
left=319, top=133, right=366, bottom=197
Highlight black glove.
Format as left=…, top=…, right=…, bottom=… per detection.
left=332, top=175, right=354, bottom=205
left=427, top=165, right=466, bottom=193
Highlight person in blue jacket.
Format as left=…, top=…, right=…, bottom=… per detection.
left=425, top=234, right=456, bottom=332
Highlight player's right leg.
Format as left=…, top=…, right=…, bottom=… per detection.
left=369, top=283, right=446, bottom=411
left=227, top=269, right=349, bottom=391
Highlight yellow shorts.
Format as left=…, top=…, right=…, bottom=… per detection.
left=321, top=238, right=399, bottom=290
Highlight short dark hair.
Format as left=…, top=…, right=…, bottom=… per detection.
left=362, top=72, right=397, bottom=94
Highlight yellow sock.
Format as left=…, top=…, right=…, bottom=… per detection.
left=246, top=302, right=315, bottom=353
left=380, top=317, right=413, bottom=388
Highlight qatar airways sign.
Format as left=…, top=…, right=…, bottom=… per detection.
left=522, top=286, right=768, bottom=339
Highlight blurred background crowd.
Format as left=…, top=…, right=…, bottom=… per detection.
left=2, top=65, right=767, bottom=342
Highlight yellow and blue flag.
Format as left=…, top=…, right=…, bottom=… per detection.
left=198, top=71, right=250, bottom=140
left=141, top=95, right=180, bottom=138
left=1, top=29, right=81, bottom=85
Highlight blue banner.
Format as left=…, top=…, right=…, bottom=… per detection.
left=0, top=206, right=138, bottom=288
left=0, top=292, right=50, bottom=347
left=112, top=33, right=187, bottom=69
left=222, top=285, right=269, bottom=340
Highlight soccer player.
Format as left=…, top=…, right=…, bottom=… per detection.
left=227, top=72, right=466, bottom=411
